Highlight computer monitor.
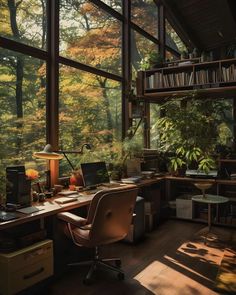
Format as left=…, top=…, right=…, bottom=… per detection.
left=80, top=161, right=110, bottom=189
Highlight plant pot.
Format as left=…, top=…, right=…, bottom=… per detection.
left=70, top=170, right=84, bottom=186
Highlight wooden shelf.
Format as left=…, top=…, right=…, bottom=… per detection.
left=218, top=159, right=236, bottom=163
left=137, top=58, right=236, bottom=101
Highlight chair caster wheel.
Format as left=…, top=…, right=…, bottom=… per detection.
left=83, top=278, right=92, bottom=285
left=117, top=272, right=125, bottom=280
left=115, top=260, right=121, bottom=267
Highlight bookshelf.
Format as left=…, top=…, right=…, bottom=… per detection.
left=137, top=58, right=236, bottom=101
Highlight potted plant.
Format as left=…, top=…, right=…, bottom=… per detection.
left=154, top=97, right=232, bottom=175
left=95, top=131, right=143, bottom=180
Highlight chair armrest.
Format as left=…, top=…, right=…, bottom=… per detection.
left=57, top=212, right=87, bottom=227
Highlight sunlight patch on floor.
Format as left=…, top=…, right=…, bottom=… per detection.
left=133, top=259, right=217, bottom=295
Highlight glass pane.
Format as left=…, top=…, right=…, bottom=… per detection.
left=166, top=20, right=187, bottom=53
left=0, top=48, right=46, bottom=192
left=131, top=30, right=158, bottom=79
left=0, top=0, right=47, bottom=50
left=100, top=0, right=122, bottom=13
left=59, top=65, right=122, bottom=176
left=131, top=0, right=158, bottom=38
left=59, top=0, right=122, bottom=75
left=150, top=104, right=161, bottom=149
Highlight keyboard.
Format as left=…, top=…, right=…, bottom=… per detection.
left=16, top=206, right=42, bottom=214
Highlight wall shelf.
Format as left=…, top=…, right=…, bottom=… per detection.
left=137, top=58, right=236, bottom=102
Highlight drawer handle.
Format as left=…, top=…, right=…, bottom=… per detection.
left=23, top=267, right=44, bottom=280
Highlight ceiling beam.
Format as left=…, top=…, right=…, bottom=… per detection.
left=160, top=0, right=203, bottom=51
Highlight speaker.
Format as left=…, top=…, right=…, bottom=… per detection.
left=6, top=166, right=31, bottom=207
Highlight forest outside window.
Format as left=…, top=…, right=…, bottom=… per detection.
left=59, top=0, right=122, bottom=75
left=165, top=20, right=187, bottom=53
left=100, top=0, right=122, bottom=13
left=59, top=65, right=121, bottom=176
left=0, top=0, right=47, bottom=50
left=131, top=0, right=158, bottom=38
left=0, top=48, right=46, bottom=186
left=131, top=30, right=158, bottom=80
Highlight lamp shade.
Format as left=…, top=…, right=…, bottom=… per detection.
left=33, top=144, right=63, bottom=160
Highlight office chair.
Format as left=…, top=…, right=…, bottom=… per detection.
left=57, top=185, right=138, bottom=284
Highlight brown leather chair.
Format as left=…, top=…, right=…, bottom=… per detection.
left=57, top=185, right=138, bottom=284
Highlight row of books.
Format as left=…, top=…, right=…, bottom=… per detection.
left=146, top=67, right=236, bottom=89
left=146, top=72, right=194, bottom=88
left=222, top=65, right=236, bottom=82
left=195, top=69, right=220, bottom=84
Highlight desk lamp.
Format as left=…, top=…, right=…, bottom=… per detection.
left=33, top=143, right=92, bottom=190
left=33, top=144, right=63, bottom=191
left=57, top=143, right=92, bottom=170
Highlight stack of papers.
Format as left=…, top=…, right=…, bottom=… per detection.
left=121, top=176, right=142, bottom=183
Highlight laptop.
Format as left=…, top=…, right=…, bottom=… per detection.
left=80, top=161, right=121, bottom=189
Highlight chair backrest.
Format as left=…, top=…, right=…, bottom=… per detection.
left=87, top=185, right=138, bottom=245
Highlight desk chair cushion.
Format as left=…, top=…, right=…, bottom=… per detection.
left=58, top=212, right=91, bottom=243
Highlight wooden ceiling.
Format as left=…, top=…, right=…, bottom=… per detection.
left=162, top=0, right=236, bottom=51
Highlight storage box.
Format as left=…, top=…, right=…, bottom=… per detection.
left=0, top=239, right=53, bottom=295
left=176, top=195, right=193, bottom=219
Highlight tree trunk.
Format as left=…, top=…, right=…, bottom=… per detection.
left=98, top=78, right=113, bottom=143
left=8, top=0, right=24, bottom=155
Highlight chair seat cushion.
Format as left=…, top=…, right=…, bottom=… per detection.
left=72, top=226, right=91, bottom=247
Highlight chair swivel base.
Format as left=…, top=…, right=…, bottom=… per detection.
left=68, top=257, right=125, bottom=285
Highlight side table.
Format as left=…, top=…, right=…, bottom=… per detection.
left=192, top=194, right=229, bottom=242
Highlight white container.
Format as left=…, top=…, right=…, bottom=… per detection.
left=176, top=195, right=193, bottom=219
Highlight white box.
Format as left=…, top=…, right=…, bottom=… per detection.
left=176, top=195, right=193, bottom=219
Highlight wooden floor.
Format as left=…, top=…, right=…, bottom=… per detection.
left=48, top=220, right=235, bottom=295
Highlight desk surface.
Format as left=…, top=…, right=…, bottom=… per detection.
left=0, top=182, right=149, bottom=230
left=0, top=194, right=93, bottom=230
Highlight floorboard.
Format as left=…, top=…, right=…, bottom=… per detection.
left=47, top=220, right=235, bottom=295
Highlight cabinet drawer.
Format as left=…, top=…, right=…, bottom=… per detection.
left=0, top=240, right=52, bottom=272
left=0, top=240, right=53, bottom=295
left=2, top=257, right=53, bottom=295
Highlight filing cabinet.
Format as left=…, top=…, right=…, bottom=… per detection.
left=0, top=239, right=53, bottom=295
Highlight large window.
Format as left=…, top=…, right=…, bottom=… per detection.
left=59, top=65, right=121, bottom=175
left=0, top=0, right=167, bottom=187
left=60, top=0, right=122, bottom=75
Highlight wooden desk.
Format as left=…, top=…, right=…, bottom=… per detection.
left=0, top=194, right=93, bottom=230
left=0, top=179, right=164, bottom=231
left=1, top=175, right=234, bottom=231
